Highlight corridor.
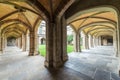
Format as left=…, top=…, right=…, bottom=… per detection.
left=0, top=46, right=120, bottom=80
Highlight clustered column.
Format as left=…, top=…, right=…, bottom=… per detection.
left=22, top=34, right=26, bottom=51
left=0, top=35, right=2, bottom=53
left=45, top=15, right=68, bottom=68
left=29, top=31, right=35, bottom=56
left=73, top=32, right=81, bottom=52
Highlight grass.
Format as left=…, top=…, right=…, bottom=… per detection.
left=38, top=45, right=46, bottom=56
left=38, top=45, right=82, bottom=56
left=67, top=45, right=74, bottom=53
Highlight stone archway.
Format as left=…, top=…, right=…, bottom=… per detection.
left=66, top=6, right=119, bottom=56
left=7, top=37, right=16, bottom=46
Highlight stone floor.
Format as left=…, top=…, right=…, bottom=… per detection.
left=0, top=46, right=120, bottom=80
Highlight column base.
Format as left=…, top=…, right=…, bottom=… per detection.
left=34, top=51, right=39, bottom=56
left=28, top=52, right=34, bottom=56
left=53, top=61, right=63, bottom=68
left=44, top=60, right=53, bottom=68
left=45, top=60, right=63, bottom=68
left=28, top=54, right=34, bottom=56
left=62, top=55, right=68, bottom=62
left=29, top=51, right=39, bottom=56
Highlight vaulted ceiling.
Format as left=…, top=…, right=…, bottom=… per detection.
left=0, top=0, right=73, bottom=38
left=67, top=7, right=117, bottom=37
left=0, top=0, right=118, bottom=38
left=0, top=1, right=41, bottom=38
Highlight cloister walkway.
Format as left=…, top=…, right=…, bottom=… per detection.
left=0, top=46, right=120, bottom=80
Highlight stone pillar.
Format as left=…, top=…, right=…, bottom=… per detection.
left=53, top=18, right=63, bottom=68
left=73, top=32, right=78, bottom=52
left=116, top=22, right=120, bottom=57
left=4, top=37, right=7, bottom=48
left=45, top=16, right=68, bottom=68
left=95, top=37, right=98, bottom=46
left=88, top=35, right=91, bottom=48
left=73, top=32, right=81, bottom=52
left=93, top=36, right=97, bottom=47
left=61, top=16, right=68, bottom=61
left=113, top=31, right=118, bottom=56
left=26, top=33, right=30, bottom=51
left=19, top=36, right=22, bottom=49
left=18, top=38, right=21, bottom=48
left=2, top=37, right=5, bottom=52
left=0, top=36, right=2, bottom=53
left=29, top=30, right=39, bottom=56
left=78, top=33, right=81, bottom=52
left=99, top=36, right=102, bottom=46
left=98, top=36, right=100, bottom=46
left=29, top=31, right=35, bottom=56
left=90, top=35, right=93, bottom=48
left=15, top=38, right=18, bottom=47
left=45, top=21, right=54, bottom=68
left=22, top=34, right=26, bottom=51
left=34, top=32, right=39, bottom=55
left=96, top=37, right=99, bottom=46
left=82, top=34, right=86, bottom=49
left=85, top=35, right=89, bottom=49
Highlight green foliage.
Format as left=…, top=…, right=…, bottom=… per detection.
left=67, top=35, right=73, bottom=44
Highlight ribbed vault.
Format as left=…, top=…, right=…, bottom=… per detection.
left=67, top=7, right=117, bottom=38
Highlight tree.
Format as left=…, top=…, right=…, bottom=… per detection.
left=67, top=35, right=73, bottom=44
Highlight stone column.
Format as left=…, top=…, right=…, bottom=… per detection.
left=15, top=38, right=18, bottom=47
left=73, top=32, right=78, bottom=52
left=19, top=36, right=22, bottom=49
left=82, top=34, right=86, bottom=49
left=0, top=36, right=2, bottom=53
left=90, top=35, right=93, bottom=48
left=22, top=34, right=26, bottom=51
left=61, top=16, right=68, bottom=61
left=18, top=38, right=21, bottom=48
left=85, top=35, right=89, bottom=49
left=116, top=21, right=120, bottom=57
left=4, top=37, right=7, bottom=48
left=29, top=31, right=35, bottom=56
left=93, top=36, right=97, bottom=47
left=45, top=16, right=68, bottom=68
left=26, top=33, right=30, bottom=51
left=73, top=32, right=81, bottom=52
left=88, top=35, right=91, bottom=48
left=53, top=18, right=63, bottom=68
left=45, top=21, right=54, bottom=68
left=97, top=37, right=99, bottom=46
left=78, top=33, right=81, bottom=52
left=115, top=30, right=118, bottom=56
left=34, top=32, right=39, bottom=55
left=2, top=37, right=5, bottom=52
left=113, top=31, right=118, bottom=56
left=99, top=36, right=102, bottom=46
left=29, top=30, right=40, bottom=56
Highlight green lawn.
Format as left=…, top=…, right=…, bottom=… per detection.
left=38, top=45, right=46, bottom=56
left=67, top=45, right=74, bottom=53
left=38, top=45, right=75, bottom=56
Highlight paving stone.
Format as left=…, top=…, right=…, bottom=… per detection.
left=111, top=73, right=120, bottom=80
left=0, top=46, right=120, bottom=80
left=94, top=69, right=110, bottom=80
